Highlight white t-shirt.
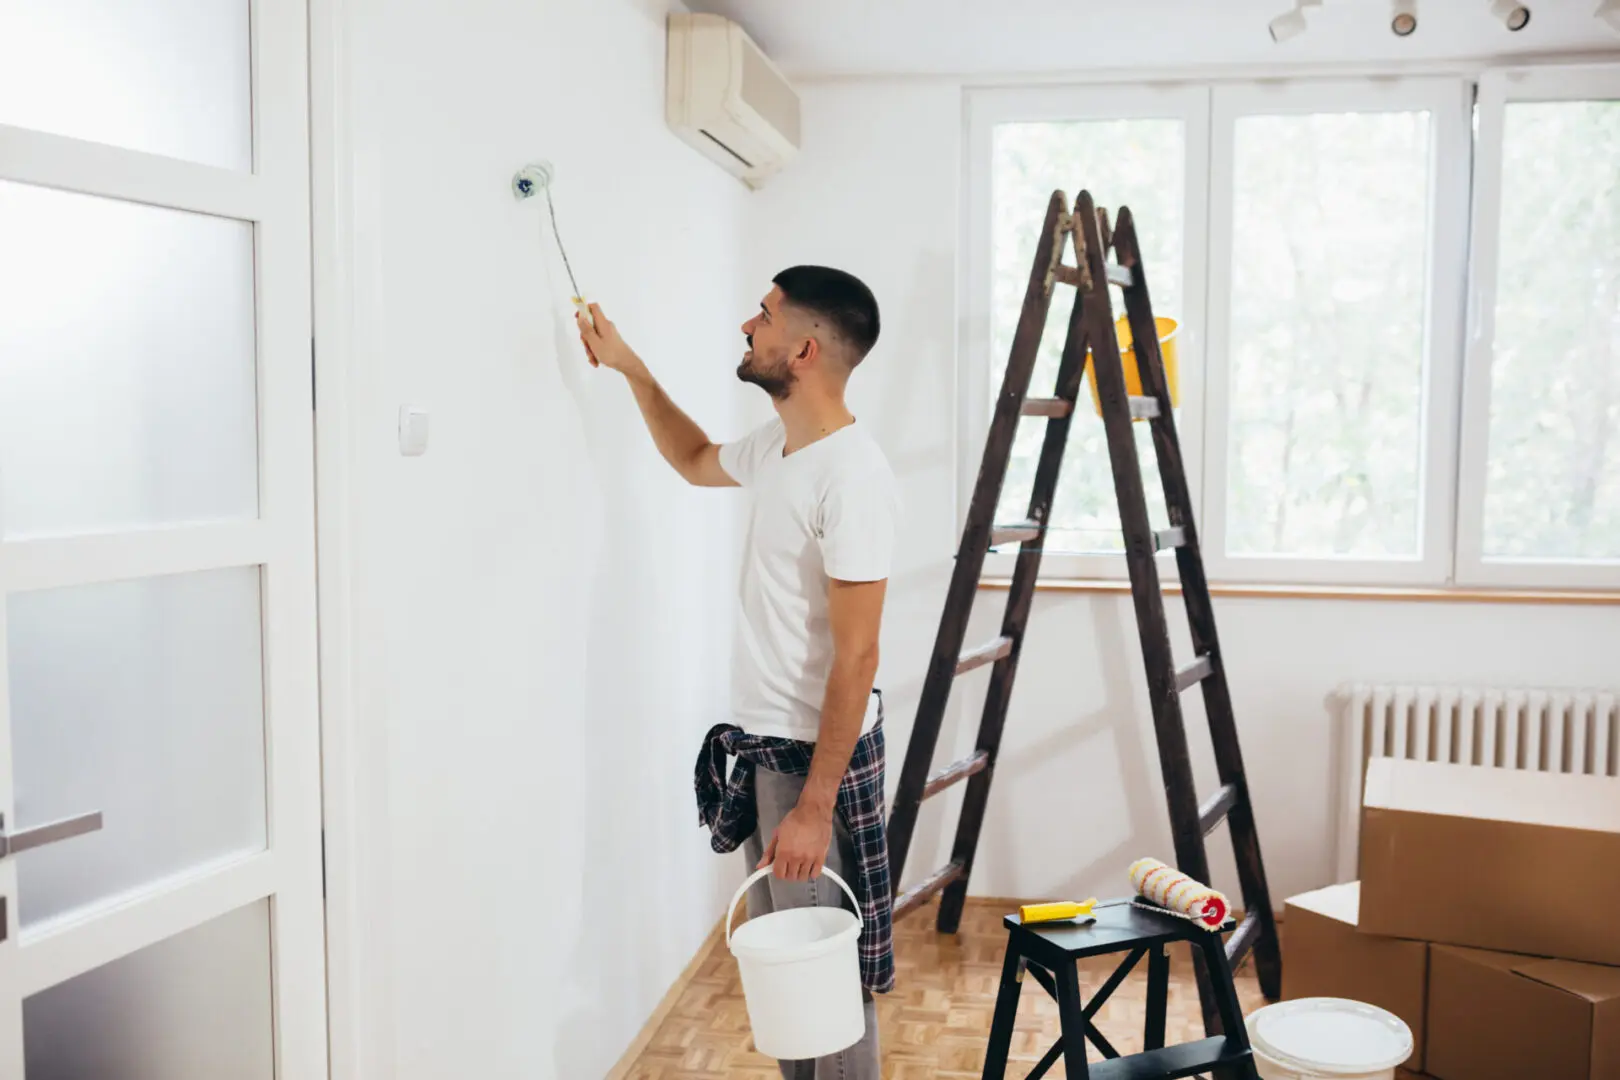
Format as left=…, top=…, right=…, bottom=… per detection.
left=718, top=418, right=899, bottom=742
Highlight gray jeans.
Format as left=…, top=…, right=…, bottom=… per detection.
left=741, top=767, right=881, bottom=1080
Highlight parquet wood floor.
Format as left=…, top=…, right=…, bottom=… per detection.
left=621, top=898, right=1266, bottom=1079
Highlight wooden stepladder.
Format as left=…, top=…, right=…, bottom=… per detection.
left=886, top=188, right=1282, bottom=1031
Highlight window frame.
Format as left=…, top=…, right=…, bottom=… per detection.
left=962, top=84, right=1212, bottom=581
left=1199, top=76, right=1474, bottom=586
left=1454, top=63, right=1620, bottom=590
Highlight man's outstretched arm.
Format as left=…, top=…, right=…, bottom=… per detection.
left=577, top=303, right=736, bottom=488
left=759, top=577, right=886, bottom=881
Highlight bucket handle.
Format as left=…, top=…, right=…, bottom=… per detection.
left=726, top=865, right=862, bottom=948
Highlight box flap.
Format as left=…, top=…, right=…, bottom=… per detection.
left=1361, top=758, right=1620, bottom=833
left=1283, top=881, right=1359, bottom=926
left=1284, top=882, right=1427, bottom=1069
left=1432, top=943, right=1522, bottom=974
left=1511, top=956, right=1620, bottom=1004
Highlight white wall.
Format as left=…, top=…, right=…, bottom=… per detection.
left=743, top=80, right=1620, bottom=911
left=323, top=1, right=751, bottom=1077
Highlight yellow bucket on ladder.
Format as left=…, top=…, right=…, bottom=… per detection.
left=1086, top=315, right=1179, bottom=419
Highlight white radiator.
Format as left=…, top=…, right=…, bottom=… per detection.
left=1334, top=683, right=1620, bottom=882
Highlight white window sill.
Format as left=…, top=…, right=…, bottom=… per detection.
left=977, top=578, right=1620, bottom=606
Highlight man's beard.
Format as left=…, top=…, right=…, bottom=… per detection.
left=737, top=342, right=796, bottom=401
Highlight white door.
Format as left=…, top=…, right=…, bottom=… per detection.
left=0, top=2, right=328, bottom=1077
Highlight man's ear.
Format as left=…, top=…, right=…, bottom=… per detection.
left=796, top=336, right=819, bottom=364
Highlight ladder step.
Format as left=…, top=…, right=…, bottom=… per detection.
left=1152, top=527, right=1186, bottom=551
left=1021, top=397, right=1073, bottom=418
left=1197, top=782, right=1239, bottom=836
left=893, top=860, right=966, bottom=921
left=1227, top=911, right=1263, bottom=967
left=990, top=520, right=1042, bottom=547
left=923, top=751, right=990, bottom=800
left=1128, top=396, right=1160, bottom=419
left=1175, top=655, right=1213, bottom=692
left=1086, top=1037, right=1250, bottom=1080
left=956, top=636, right=1013, bottom=675
left=1104, top=264, right=1135, bottom=288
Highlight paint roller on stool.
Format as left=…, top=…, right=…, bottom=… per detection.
left=1128, top=857, right=1229, bottom=930
left=1017, top=857, right=1230, bottom=930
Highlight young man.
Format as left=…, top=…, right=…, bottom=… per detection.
left=577, top=266, right=896, bottom=1080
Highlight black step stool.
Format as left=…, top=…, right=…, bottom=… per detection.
left=981, top=900, right=1260, bottom=1080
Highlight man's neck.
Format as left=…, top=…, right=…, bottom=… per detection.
left=775, top=389, right=855, bottom=455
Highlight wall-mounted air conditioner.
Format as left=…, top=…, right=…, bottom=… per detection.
left=666, top=13, right=800, bottom=190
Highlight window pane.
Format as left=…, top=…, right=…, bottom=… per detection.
left=0, top=181, right=260, bottom=540
left=0, top=0, right=252, bottom=171
left=1224, top=111, right=1432, bottom=559
left=1482, top=99, right=1620, bottom=561
left=24, top=900, right=274, bottom=1080
left=990, top=120, right=1183, bottom=553
left=8, top=568, right=268, bottom=928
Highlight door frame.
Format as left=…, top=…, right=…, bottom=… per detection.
left=308, top=1, right=394, bottom=1077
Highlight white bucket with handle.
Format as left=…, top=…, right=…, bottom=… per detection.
left=726, top=866, right=865, bottom=1061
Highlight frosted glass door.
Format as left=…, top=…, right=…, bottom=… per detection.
left=0, top=3, right=326, bottom=1078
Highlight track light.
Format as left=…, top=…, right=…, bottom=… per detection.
left=1270, top=8, right=1307, bottom=41
left=1490, top=0, right=1532, bottom=30
left=1598, top=0, right=1620, bottom=32
left=1391, top=0, right=1418, bottom=36
left=1269, top=0, right=1320, bottom=42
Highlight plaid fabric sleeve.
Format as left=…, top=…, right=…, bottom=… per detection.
left=835, top=723, right=894, bottom=994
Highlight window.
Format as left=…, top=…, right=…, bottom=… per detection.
left=1203, top=79, right=1470, bottom=586
left=968, top=87, right=1207, bottom=575
left=1458, top=67, right=1620, bottom=588
left=968, top=68, right=1620, bottom=591
left=1224, top=112, right=1431, bottom=559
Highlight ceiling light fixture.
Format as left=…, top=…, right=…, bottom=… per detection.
left=1269, top=0, right=1320, bottom=43
left=1598, top=0, right=1620, bottom=32
left=1269, top=7, right=1307, bottom=41
left=1391, top=0, right=1419, bottom=35
left=1490, top=0, right=1532, bottom=30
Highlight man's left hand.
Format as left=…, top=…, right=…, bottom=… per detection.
left=758, top=802, right=834, bottom=881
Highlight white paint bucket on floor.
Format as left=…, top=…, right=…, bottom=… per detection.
left=1245, top=998, right=1414, bottom=1080
left=726, top=866, right=865, bottom=1061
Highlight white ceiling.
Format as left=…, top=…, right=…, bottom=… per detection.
left=686, top=0, right=1620, bottom=78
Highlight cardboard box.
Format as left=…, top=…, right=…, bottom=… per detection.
left=1427, top=943, right=1620, bottom=1080
left=1359, top=758, right=1620, bottom=966
left=1283, top=882, right=1427, bottom=1069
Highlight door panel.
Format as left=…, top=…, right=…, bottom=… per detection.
left=0, top=181, right=260, bottom=541
left=0, top=0, right=253, bottom=171
left=23, top=899, right=274, bottom=1080
left=9, top=568, right=267, bottom=930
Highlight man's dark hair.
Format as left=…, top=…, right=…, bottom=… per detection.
left=773, top=265, right=881, bottom=366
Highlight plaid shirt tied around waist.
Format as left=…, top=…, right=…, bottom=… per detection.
left=694, top=712, right=895, bottom=995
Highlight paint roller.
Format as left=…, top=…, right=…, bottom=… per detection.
left=513, top=162, right=597, bottom=362
left=1017, top=858, right=1230, bottom=930
left=1128, top=857, right=1229, bottom=930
